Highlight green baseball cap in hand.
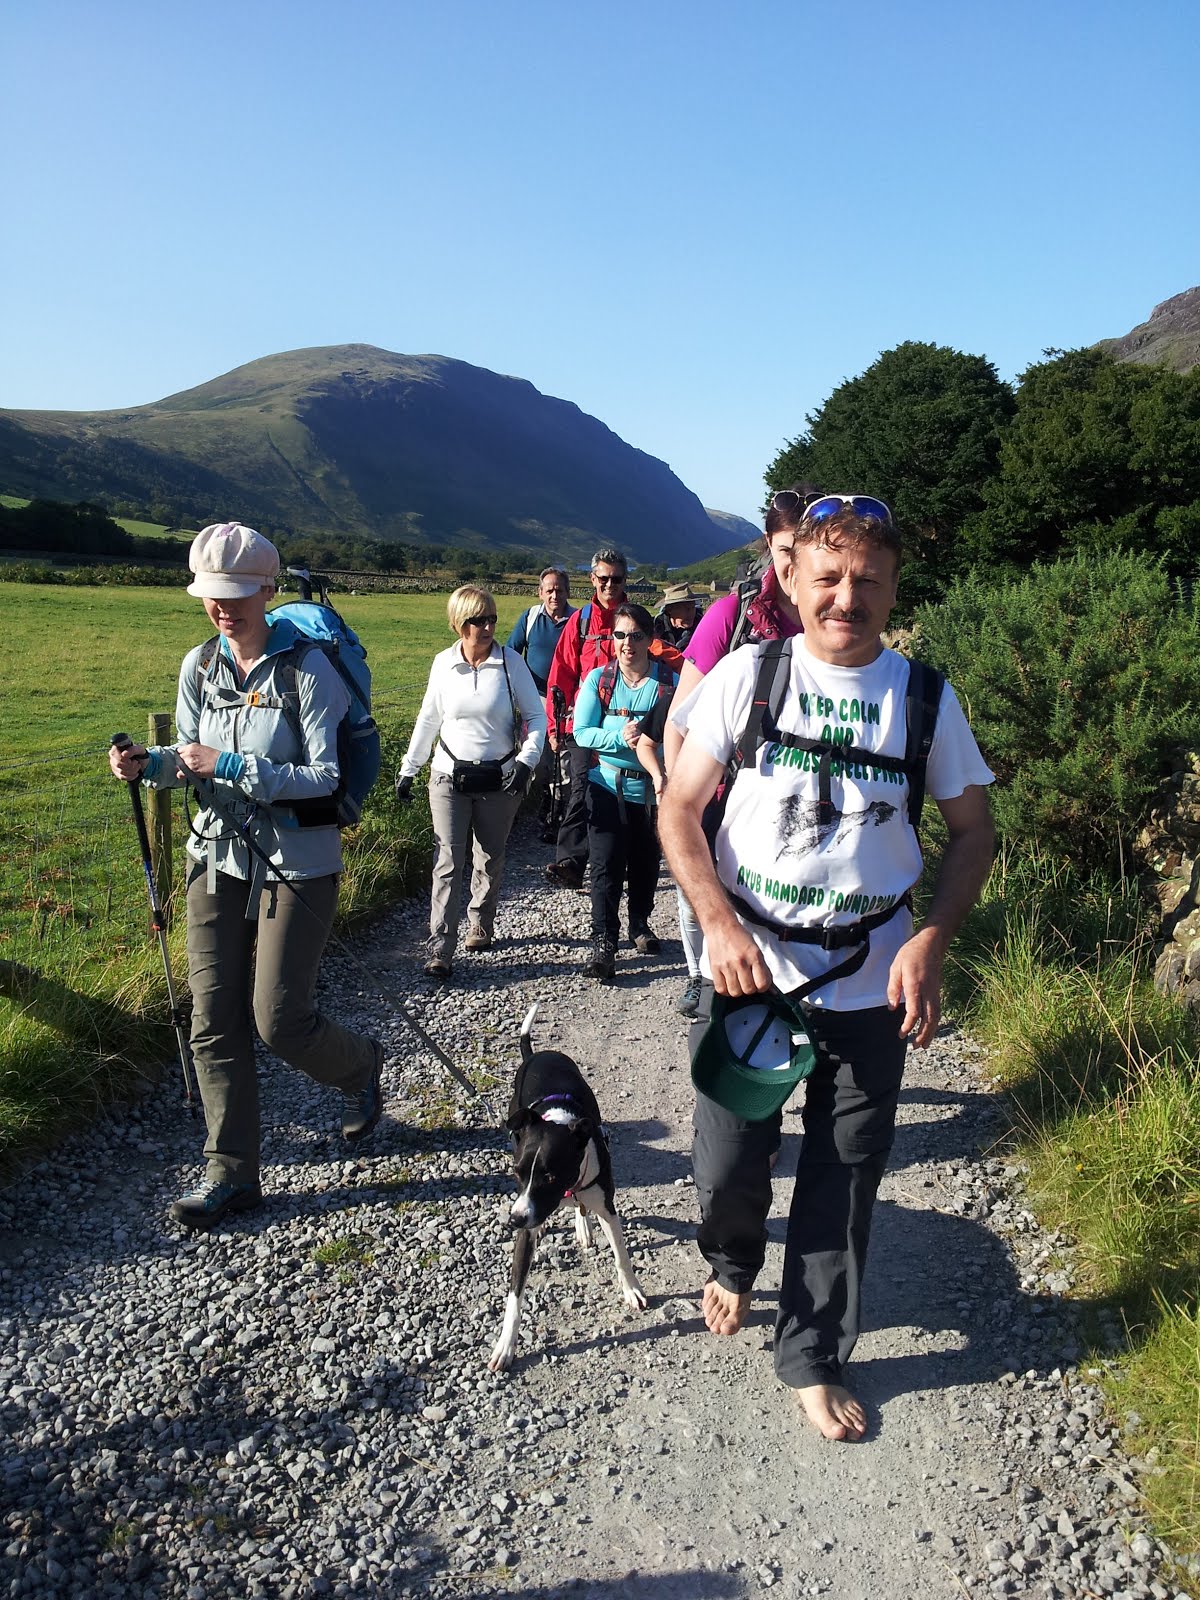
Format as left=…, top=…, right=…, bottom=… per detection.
left=691, top=989, right=817, bottom=1121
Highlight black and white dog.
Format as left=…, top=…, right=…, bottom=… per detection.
left=488, top=1005, right=647, bottom=1372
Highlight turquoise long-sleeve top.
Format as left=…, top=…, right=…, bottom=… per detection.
left=571, top=663, right=676, bottom=802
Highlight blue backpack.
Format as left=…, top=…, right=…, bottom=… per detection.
left=267, top=600, right=381, bottom=827
left=197, top=600, right=380, bottom=828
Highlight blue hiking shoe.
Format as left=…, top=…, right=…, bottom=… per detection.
left=677, top=974, right=703, bottom=1017
left=342, top=1039, right=384, bottom=1144
left=170, top=1178, right=263, bottom=1231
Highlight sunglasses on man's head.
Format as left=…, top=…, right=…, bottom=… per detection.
left=800, top=494, right=893, bottom=526
left=464, top=614, right=498, bottom=628
left=612, top=629, right=646, bottom=642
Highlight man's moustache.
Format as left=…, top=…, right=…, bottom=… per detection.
left=821, top=608, right=867, bottom=623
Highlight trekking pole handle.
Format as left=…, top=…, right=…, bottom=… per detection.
left=111, top=733, right=168, bottom=934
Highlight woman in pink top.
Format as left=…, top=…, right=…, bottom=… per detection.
left=662, top=486, right=816, bottom=1014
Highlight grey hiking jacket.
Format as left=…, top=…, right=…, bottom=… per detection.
left=142, top=620, right=349, bottom=882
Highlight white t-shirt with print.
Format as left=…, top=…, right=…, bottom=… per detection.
left=682, top=638, right=994, bottom=1009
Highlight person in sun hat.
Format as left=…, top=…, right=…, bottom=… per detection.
left=107, top=522, right=386, bottom=1231
left=653, top=582, right=704, bottom=651
left=659, top=493, right=995, bottom=1442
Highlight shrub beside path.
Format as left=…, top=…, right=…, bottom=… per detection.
left=0, top=816, right=1191, bottom=1600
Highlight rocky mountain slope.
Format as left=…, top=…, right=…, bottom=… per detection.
left=0, top=346, right=732, bottom=566
left=1098, top=286, right=1200, bottom=372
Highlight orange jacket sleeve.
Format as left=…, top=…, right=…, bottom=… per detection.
left=648, top=638, right=683, bottom=675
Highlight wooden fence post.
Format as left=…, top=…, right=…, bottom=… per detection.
left=147, top=712, right=173, bottom=928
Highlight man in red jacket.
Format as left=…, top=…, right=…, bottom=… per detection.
left=545, top=547, right=681, bottom=889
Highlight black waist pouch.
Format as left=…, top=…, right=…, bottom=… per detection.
left=451, top=759, right=506, bottom=794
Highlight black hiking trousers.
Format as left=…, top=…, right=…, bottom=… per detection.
left=554, top=739, right=593, bottom=871
left=690, top=984, right=908, bottom=1389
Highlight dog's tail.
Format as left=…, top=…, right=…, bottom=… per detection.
left=519, top=1003, right=539, bottom=1063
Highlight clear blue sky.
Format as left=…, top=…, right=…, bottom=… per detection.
left=3, top=0, right=1197, bottom=524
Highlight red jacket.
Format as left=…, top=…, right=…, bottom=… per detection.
left=545, top=598, right=682, bottom=738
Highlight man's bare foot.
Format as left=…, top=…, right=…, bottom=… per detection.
left=701, top=1278, right=750, bottom=1335
left=796, top=1383, right=867, bottom=1441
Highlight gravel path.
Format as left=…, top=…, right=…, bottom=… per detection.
left=1, top=815, right=1192, bottom=1600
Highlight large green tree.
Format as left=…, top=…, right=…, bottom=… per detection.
left=962, top=347, right=1200, bottom=576
left=767, top=341, right=1015, bottom=607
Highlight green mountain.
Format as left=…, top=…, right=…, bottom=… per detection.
left=0, top=345, right=733, bottom=566
left=705, top=506, right=761, bottom=547
left=1097, top=286, right=1200, bottom=372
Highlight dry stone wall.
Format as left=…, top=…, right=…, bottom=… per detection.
left=1137, top=751, right=1200, bottom=1003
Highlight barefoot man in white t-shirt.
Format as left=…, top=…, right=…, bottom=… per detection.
left=659, top=495, right=995, bottom=1442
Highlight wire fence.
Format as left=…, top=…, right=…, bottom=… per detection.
left=1, top=687, right=426, bottom=981
left=2, top=755, right=162, bottom=968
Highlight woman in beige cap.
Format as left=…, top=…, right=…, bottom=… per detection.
left=108, top=522, right=384, bottom=1230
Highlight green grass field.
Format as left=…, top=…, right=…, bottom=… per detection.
left=6, top=585, right=529, bottom=761
left=0, top=582, right=533, bottom=1167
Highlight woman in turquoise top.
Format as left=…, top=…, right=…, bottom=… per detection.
left=572, top=602, right=677, bottom=982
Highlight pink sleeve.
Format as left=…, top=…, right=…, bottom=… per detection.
left=683, top=592, right=738, bottom=675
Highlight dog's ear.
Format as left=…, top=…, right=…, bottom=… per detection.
left=505, top=1108, right=532, bottom=1134
left=573, top=1119, right=596, bottom=1146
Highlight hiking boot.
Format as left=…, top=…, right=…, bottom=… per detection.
left=546, top=859, right=586, bottom=892
left=170, top=1178, right=262, bottom=1231
left=342, top=1039, right=384, bottom=1144
left=423, top=956, right=453, bottom=980
left=677, top=974, right=703, bottom=1017
left=583, top=938, right=616, bottom=982
left=463, top=925, right=492, bottom=952
left=631, top=926, right=660, bottom=955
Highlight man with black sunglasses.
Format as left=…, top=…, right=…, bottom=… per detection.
left=544, top=548, right=681, bottom=889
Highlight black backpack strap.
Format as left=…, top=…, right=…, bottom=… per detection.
left=904, top=660, right=944, bottom=831
left=729, top=577, right=760, bottom=652
left=726, top=893, right=912, bottom=1002
left=499, top=645, right=520, bottom=754
left=596, top=660, right=618, bottom=712
left=197, top=635, right=221, bottom=682
left=703, top=639, right=792, bottom=850
left=733, top=638, right=793, bottom=773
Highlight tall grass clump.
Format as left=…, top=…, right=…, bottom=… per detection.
left=916, top=552, right=1200, bottom=872
left=916, top=545, right=1200, bottom=1553
left=947, top=845, right=1200, bottom=1556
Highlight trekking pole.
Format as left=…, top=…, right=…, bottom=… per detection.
left=548, top=688, right=568, bottom=833
left=166, top=750, right=499, bottom=1122
left=110, top=734, right=198, bottom=1115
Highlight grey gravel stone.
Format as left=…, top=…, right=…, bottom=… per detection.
left=0, top=820, right=1184, bottom=1598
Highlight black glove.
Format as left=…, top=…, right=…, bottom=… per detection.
left=394, top=774, right=414, bottom=803
left=505, top=763, right=532, bottom=797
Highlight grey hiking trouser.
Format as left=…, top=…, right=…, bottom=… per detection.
left=186, top=864, right=376, bottom=1186
left=690, top=983, right=907, bottom=1389
left=427, top=773, right=522, bottom=956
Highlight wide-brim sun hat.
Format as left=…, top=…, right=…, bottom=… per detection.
left=186, top=522, right=281, bottom=599
left=691, top=989, right=817, bottom=1121
left=656, top=582, right=700, bottom=615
